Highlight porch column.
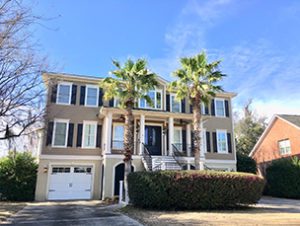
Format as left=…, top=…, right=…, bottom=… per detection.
left=199, top=121, right=205, bottom=170
left=168, top=117, right=174, bottom=156
left=104, top=112, right=112, bottom=154
left=139, top=114, right=145, bottom=155
left=186, top=124, right=191, bottom=157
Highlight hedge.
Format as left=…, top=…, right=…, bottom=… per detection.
left=0, top=152, right=38, bottom=201
left=265, top=157, right=300, bottom=199
left=237, top=152, right=257, bottom=174
left=128, top=170, right=265, bottom=210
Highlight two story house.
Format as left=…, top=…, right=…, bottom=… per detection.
left=35, top=72, right=237, bottom=201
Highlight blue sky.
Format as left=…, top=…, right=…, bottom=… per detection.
left=32, top=0, right=300, bottom=119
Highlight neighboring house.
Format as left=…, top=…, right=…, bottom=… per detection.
left=35, top=72, right=237, bottom=201
left=250, top=114, right=300, bottom=175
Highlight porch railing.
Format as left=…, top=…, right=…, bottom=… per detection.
left=171, top=144, right=185, bottom=169
left=172, top=143, right=195, bottom=157
left=142, top=143, right=152, bottom=171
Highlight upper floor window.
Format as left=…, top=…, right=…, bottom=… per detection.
left=215, top=98, right=225, bottom=117
left=139, top=90, right=162, bottom=110
left=57, top=83, right=72, bottom=105
left=278, top=139, right=291, bottom=155
left=82, top=121, right=97, bottom=148
left=170, top=94, right=181, bottom=113
left=52, top=119, right=69, bottom=148
left=112, top=124, right=124, bottom=149
left=85, top=85, right=99, bottom=107
left=216, top=130, right=228, bottom=153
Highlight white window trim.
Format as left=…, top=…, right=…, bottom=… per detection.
left=56, top=82, right=72, bottom=105
left=85, top=85, right=99, bottom=107
left=214, top=98, right=226, bottom=117
left=138, top=89, right=163, bottom=110
left=52, top=119, right=70, bottom=148
left=170, top=94, right=181, bottom=113
left=112, top=123, right=124, bottom=150
left=278, top=139, right=291, bottom=155
left=216, top=129, right=228, bottom=153
left=82, top=121, right=98, bottom=149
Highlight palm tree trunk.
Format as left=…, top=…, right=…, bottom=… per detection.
left=193, top=95, right=202, bottom=170
left=123, top=101, right=134, bottom=203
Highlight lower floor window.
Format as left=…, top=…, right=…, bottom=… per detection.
left=217, top=130, right=228, bottom=153
left=83, top=122, right=97, bottom=148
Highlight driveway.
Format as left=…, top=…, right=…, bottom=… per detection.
left=5, top=201, right=142, bottom=226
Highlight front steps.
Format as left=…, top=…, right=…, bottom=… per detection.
left=152, top=156, right=182, bottom=171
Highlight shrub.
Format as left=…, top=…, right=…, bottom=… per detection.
left=237, top=152, right=257, bottom=174
left=265, top=157, right=300, bottom=199
left=128, top=170, right=265, bottom=210
left=0, top=151, right=38, bottom=201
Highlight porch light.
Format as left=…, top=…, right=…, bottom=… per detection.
left=43, top=166, right=48, bottom=173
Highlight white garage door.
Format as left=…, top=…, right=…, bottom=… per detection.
left=48, top=166, right=93, bottom=200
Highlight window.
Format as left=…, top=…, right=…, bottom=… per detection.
left=74, top=167, right=92, bottom=174
left=279, top=139, right=291, bottom=155
left=215, top=98, right=225, bottom=117
left=52, top=119, right=69, bottom=147
left=201, top=129, right=207, bottom=152
left=52, top=167, right=71, bottom=173
left=174, top=127, right=182, bottom=150
left=171, top=95, right=181, bottom=113
left=82, top=121, right=97, bottom=148
left=114, top=98, right=120, bottom=107
left=85, top=85, right=99, bottom=107
left=216, top=130, right=228, bottom=153
left=139, top=90, right=162, bottom=110
left=113, top=124, right=124, bottom=149
left=57, top=83, right=72, bottom=105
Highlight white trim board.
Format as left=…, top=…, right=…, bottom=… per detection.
left=40, top=155, right=102, bottom=160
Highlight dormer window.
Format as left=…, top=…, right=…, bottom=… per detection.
left=139, top=90, right=162, bottom=110
left=57, top=83, right=72, bottom=105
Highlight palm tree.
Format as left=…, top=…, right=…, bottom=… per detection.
left=168, top=52, right=226, bottom=170
left=100, top=58, right=158, bottom=201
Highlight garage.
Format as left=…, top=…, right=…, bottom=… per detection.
left=48, top=165, right=93, bottom=200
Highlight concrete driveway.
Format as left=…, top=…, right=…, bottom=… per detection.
left=5, top=201, right=142, bottom=226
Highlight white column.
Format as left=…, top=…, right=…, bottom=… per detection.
left=139, top=114, right=145, bottom=155
left=199, top=121, right=205, bottom=170
left=104, top=112, right=112, bottom=154
left=186, top=124, right=191, bottom=157
left=168, top=117, right=174, bottom=156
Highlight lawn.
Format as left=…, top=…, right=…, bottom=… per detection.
left=0, top=202, right=27, bottom=223
left=121, top=197, right=300, bottom=226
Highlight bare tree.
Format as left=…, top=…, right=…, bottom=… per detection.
left=0, top=0, right=47, bottom=142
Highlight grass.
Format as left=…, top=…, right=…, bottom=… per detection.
left=0, top=202, right=27, bottom=223
left=121, top=201, right=300, bottom=226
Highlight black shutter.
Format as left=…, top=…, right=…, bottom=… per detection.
left=182, top=129, right=186, bottom=151
left=76, top=124, right=83, bottom=147
left=225, top=100, right=229, bottom=117
left=46, top=122, right=54, bottom=146
left=191, top=131, right=194, bottom=155
left=211, top=99, right=215, bottom=116
left=71, top=85, right=77, bottom=105
left=181, top=99, right=185, bottom=113
left=227, top=133, right=232, bottom=153
left=166, top=94, right=170, bottom=111
left=166, top=129, right=169, bottom=153
left=205, top=104, right=209, bottom=115
left=96, top=125, right=102, bottom=148
left=206, top=131, right=211, bottom=152
left=67, top=123, right=74, bottom=147
left=80, top=86, right=86, bottom=105
left=98, top=88, right=103, bottom=106
left=50, top=84, right=58, bottom=103
left=109, top=98, right=114, bottom=107
left=190, top=104, right=193, bottom=113
left=212, top=132, right=217, bottom=152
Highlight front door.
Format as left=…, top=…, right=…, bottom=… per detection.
left=145, top=126, right=162, bottom=155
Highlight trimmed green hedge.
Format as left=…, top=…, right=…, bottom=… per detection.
left=0, top=152, right=38, bottom=201
left=266, top=157, right=300, bottom=199
left=237, top=152, right=257, bottom=174
left=128, top=170, right=265, bottom=210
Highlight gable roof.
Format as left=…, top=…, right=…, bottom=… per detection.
left=278, top=114, right=300, bottom=128
left=249, top=114, right=300, bottom=157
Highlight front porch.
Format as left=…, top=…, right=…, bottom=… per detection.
left=100, top=107, right=208, bottom=171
